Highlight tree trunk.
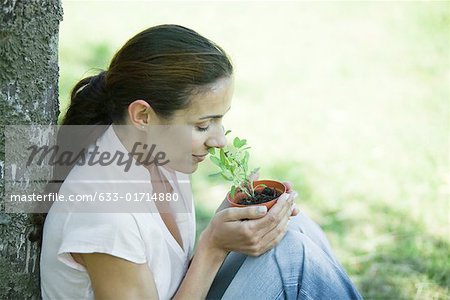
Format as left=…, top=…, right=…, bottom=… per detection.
left=0, top=0, right=62, bottom=298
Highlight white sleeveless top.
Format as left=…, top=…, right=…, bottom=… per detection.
left=40, top=125, right=196, bottom=300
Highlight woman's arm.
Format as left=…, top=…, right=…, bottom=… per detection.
left=79, top=252, right=159, bottom=300
left=172, top=232, right=228, bottom=300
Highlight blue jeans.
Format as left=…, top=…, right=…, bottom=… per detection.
left=206, top=212, right=363, bottom=300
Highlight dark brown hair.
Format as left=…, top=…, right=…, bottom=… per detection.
left=29, top=24, right=233, bottom=245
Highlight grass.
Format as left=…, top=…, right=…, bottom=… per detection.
left=59, top=1, right=449, bottom=298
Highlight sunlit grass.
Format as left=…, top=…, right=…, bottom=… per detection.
left=59, top=1, right=449, bottom=298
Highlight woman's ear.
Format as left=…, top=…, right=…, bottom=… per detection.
left=127, top=100, right=157, bottom=129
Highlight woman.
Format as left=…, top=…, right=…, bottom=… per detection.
left=38, top=24, right=363, bottom=299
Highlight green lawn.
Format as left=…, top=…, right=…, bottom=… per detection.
left=59, top=1, right=449, bottom=298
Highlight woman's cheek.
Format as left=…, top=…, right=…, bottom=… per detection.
left=191, top=132, right=204, bottom=152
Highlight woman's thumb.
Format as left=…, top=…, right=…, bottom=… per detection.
left=222, top=205, right=267, bottom=221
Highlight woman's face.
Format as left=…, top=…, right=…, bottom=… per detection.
left=159, top=76, right=234, bottom=174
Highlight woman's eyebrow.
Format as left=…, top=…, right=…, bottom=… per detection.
left=198, top=106, right=231, bottom=120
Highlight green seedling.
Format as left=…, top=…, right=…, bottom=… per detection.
left=208, top=130, right=265, bottom=199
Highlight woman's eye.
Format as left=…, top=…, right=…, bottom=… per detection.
left=195, top=125, right=210, bottom=132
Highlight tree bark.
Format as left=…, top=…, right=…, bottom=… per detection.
left=0, top=0, right=62, bottom=298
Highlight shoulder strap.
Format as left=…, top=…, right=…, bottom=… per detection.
left=206, top=252, right=247, bottom=299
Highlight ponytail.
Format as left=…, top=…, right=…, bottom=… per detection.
left=63, top=71, right=112, bottom=125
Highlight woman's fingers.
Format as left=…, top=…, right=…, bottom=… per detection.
left=219, top=205, right=267, bottom=222
left=263, top=195, right=293, bottom=238
left=283, top=181, right=293, bottom=192
left=248, top=202, right=292, bottom=256
left=250, top=193, right=292, bottom=235
left=287, top=191, right=298, bottom=216
left=289, top=191, right=298, bottom=199
left=247, top=193, right=295, bottom=255
left=263, top=216, right=291, bottom=254
left=291, top=204, right=300, bottom=216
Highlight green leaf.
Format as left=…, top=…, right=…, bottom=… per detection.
left=208, top=148, right=216, bottom=155
left=221, top=172, right=233, bottom=181
left=225, top=129, right=232, bottom=136
left=243, top=151, right=249, bottom=165
left=210, top=156, right=221, bottom=167
left=233, top=137, right=241, bottom=148
left=242, top=151, right=249, bottom=173
left=233, top=137, right=247, bottom=148
left=220, top=148, right=226, bottom=165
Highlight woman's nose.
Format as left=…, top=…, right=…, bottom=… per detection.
left=206, top=126, right=227, bottom=148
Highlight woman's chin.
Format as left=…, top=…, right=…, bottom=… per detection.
left=164, top=160, right=199, bottom=174
left=185, top=161, right=199, bottom=174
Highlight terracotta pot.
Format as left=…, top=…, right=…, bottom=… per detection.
left=227, top=180, right=287, bottom=210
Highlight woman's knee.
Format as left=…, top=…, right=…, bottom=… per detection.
left=272, top=230, right=362, bottom=299
left=272, top=227, right=339, bottom=285
left=288, top=213, right=336, bottom=260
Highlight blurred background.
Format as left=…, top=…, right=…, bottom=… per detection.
left=58, top=1, right=449, bottom=298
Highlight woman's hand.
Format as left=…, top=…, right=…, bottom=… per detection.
left=281, top=181, right=300, bottom=216
left=202, top=191, right=295, bottom=257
